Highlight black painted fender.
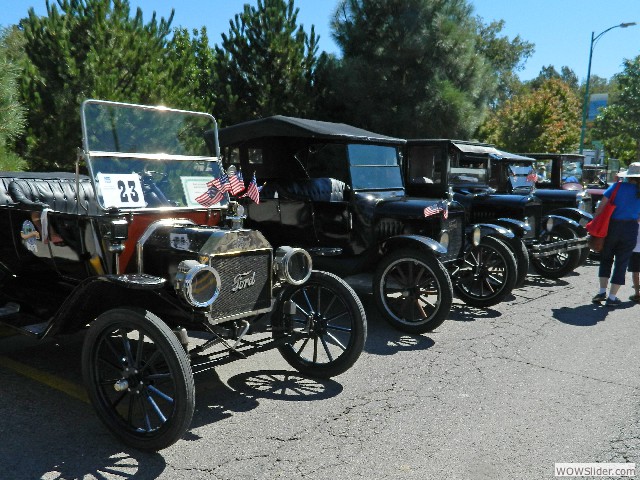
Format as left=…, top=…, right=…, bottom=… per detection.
left=548, top=207, right=593, bottom=227
left=382, top=234, right=447, bottom=256
left=470, top=223, right=516, bottom=243
left=542, top=214, right=586, bottom=237
left=492, top=218, right=531, bottom=238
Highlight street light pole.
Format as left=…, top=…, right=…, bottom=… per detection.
left=578, top=22, right=636, bottom=154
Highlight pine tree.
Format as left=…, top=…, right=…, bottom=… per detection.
left=0, top=27, right=26, bottom=170
left=214, top=0, right=319, bottom=126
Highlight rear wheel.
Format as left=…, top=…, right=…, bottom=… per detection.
left=530, top=226, right=581, bottom=278
left=453, top=236, right=517, bottom=308
left=272, top=271, right=366, bottom=378
left=374, top=249, right=453, bottom=333
left=82, top=309, right=195, bottom=451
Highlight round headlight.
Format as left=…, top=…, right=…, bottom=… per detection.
left=472, top=227, right=482, bottom=247
left=546, top=217, right=554, bottom=232
left=274, top=247, right=312, bottom=285
left=439, top=231, right=450, bottom=250
left=175, top=260, right=220, bottom=308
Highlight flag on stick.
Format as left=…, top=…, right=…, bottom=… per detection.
left=229, top=168, right=245, bottom=195
left=196, top=185, right=224, bottom=207
left=241, top=172, right=261, bottom=204
left=424, top=201, right=448, bottom=219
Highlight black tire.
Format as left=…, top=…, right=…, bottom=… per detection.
left=530, top=225, right=581, bottom=278
left=272, top=271, right=366, bottom=378
left=453, top=236, right=517, bottom=308
left=499, top=235, right=529, bottom=288
left=374, top=248, right=453, bottom=334
left=82, top=309, right=195, bottom=451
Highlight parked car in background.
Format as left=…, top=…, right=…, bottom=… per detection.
left=218, top=117, right=519, bottom=332
left=0, top=100, right=367, bottom=451
left=404, top=140, right=586, bottom=280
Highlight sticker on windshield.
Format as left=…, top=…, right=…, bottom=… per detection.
left=97, top=173, right=146, bottom=208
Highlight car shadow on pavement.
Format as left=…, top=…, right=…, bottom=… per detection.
left=551, top=302, right=634, bottom=326
left=449, top=302, right=502, bottom=322
left=186, top=368, right=344, bottom=443
left=524, top=274, right=570, bottom=288
left=358, top=295, right=436, bottom=356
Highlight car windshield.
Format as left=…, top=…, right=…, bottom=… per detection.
left=347, top=144, right=404, bottom=190
left=81, top=100, right=226, bottom=210
left=562, top=159, right=584, bottom=184
left=506, top=162, right=537, bottom=190
left=450, top=158, right=487, bottom=185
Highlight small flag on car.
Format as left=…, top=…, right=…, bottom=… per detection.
left=526, top=170, right=538, bottom=183
left=424, top=200, right=448, bottom=219
left=195, top=185, right=224, bottom=207
left=241, top=172, right=261, bottom=205
left=229, top=168, right=245, bottom=195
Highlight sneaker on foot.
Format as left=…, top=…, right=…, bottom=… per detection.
left=605, top=297, right=622, bottom=307
left=592, top=292, right=607, bottom=303
left=629, top=294, right=640, bottom=303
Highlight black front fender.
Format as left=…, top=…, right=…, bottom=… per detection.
left=492, top=218, right=531, bottom=238
left=470, top=223, right=516, bottom=243
left=382, top=234, right=447, bottom=256
left=548, top=207, right=593, bottom=227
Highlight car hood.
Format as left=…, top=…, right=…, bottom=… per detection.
left=453, top=191, right=540, bottom=208
left=534, top=189, right=587, bottom=201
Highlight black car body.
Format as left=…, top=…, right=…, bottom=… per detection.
left=219, top=117, right=520, bottom=330
left=404, top=139, right=587, bottom=279
left=0, top=101, right=367, bottom=451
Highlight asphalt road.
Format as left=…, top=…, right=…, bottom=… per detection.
left=1, top=257, right=639, bottom=480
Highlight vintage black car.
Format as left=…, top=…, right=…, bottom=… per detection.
left=404, top=140, right=586, bottom=279
left=489, top=152, right=593, bottom=264
left=0, top=101, right=367, bottom=451
left=218, top=116, right=520, bottom=331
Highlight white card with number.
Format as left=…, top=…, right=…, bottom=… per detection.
left=97, top=173, right=146, bottom=208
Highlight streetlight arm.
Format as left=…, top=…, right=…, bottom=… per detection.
left=579, top=22, right=636, bottom=154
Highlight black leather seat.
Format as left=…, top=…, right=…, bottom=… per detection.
left=271, top=178, right=346, bottom=202
left=5, top=174, right=98, bottom=215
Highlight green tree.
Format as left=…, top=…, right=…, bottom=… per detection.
left=17, top=0, right=180, bottom=171
left=474, top=18, right=534, bottom=108
left=592, top=56, right=640, bottom=163
left=214, top=0, right=319, bottom=126
left=326, top=0, right=531, bottom=138
left=529, top=65, right=579, bottom=92
left=0, top=27, right=26, bottom=170
left=168, top=27, right=218, bottom=114
left=478, top=78, right=581, bottom=152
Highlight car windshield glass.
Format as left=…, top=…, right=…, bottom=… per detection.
left=347, top=144, right=404, bottom=190
left=450, top=158, right=487, bottom=185
left=82, top=100, right=226, bottom=210
left=507, top=162, right=537, bottom=189
left=562, top=159, right=584, bottom=184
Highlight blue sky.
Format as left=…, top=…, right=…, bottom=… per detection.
left=1, top=0, right=639, bottom=82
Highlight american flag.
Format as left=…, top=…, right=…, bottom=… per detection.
left=229, top=168, right=245, bottom=195
left=424, top=201, right=448, bottom=219
left=526, top=170, right=538, bottom=183
left=241, top=172, right=260, bottom=205
left=195, top=185, right=224, bottom=207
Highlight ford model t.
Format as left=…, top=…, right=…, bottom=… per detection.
left=404, top=140, right=587, bottom=280
left=218, top=116, right=519, bottom=331
left=0, top=101, right=367, bottom=451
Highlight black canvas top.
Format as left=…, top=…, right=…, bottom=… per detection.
left=218, top=115, right=405, bottom=146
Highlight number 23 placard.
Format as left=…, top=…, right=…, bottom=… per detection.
left=97, top=173, right=146, bottom=208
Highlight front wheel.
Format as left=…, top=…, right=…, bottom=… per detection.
left=374, top=248, right=453, bottom=334
left=530, top=226, right=581, bottom=278
left=272, top=271, right=367, bottom=378
left=82, top=309, right=195, bottom=451
left=453, top=236, right=517, bottom=308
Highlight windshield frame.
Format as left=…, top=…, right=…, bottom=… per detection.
left=80, top=99, right=227, bottom=212
left=346, top=143, right=404, bottom=191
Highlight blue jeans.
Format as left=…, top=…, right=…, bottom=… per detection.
left=599, top=220, right=639, bottom=285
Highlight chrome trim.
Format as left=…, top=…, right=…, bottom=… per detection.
left=205, top=301, right=275, bottom=325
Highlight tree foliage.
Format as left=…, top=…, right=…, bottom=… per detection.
left=477, top=78, right=581, bottom=152
left=592, top=56, right=640, bottom=163
left=214, top=0, right=319, bottom=126
left=325, top=0, right=497, bottom=138
left=17, top=0, right=181, bottom=170
left=474, top=18, right=534, bottom=108
left=0, top=27, right=26, bottom=170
